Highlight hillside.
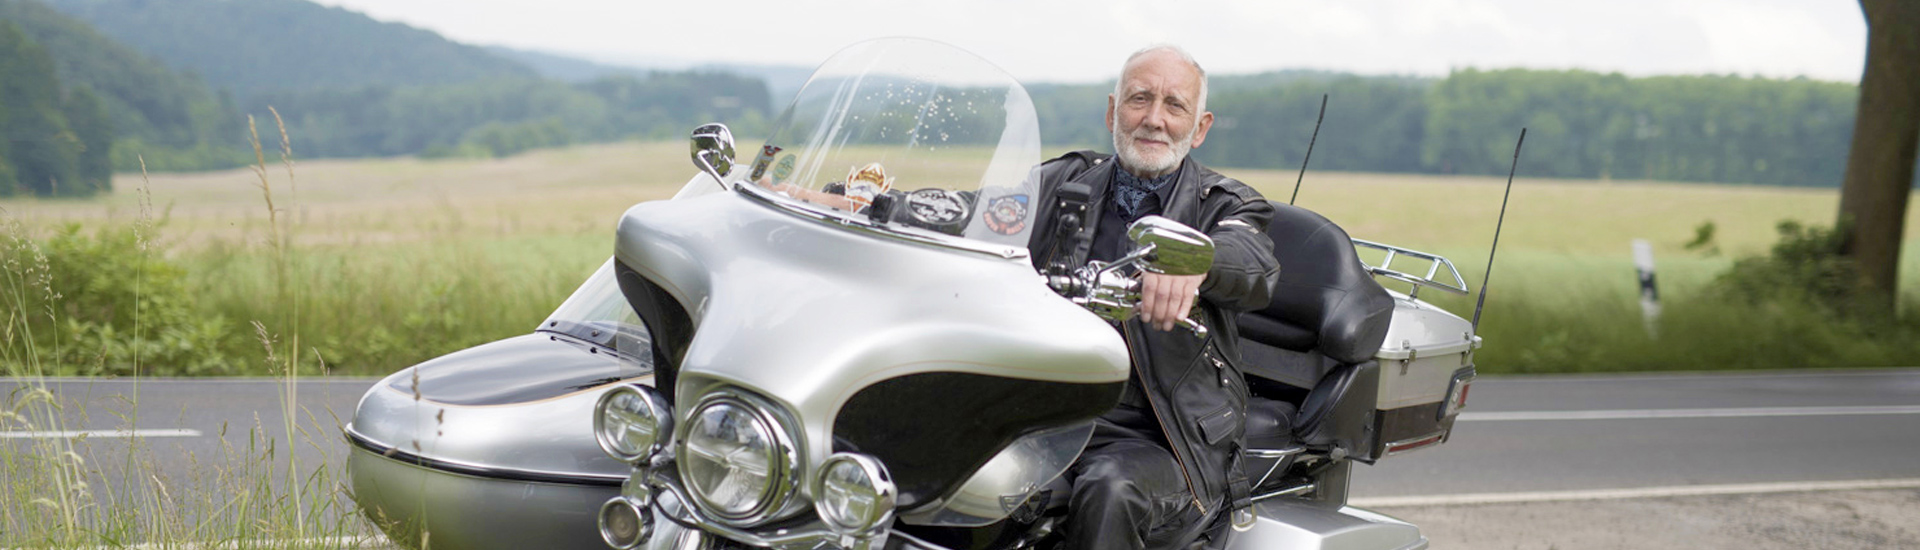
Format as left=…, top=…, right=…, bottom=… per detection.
left=40, top=0, right=537, bottom=97
left=0, top=0, right=240, bottom=175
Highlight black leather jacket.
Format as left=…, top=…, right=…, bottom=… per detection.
left=1026, top=151, right=1281, bottom=516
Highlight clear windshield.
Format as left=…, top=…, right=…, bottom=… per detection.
left=743, top=38, right=1043, bottom=247
left=541, top=259, right=651, bottom=369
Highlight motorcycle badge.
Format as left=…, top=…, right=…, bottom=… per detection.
left=983, top=194, right=1029, bottom=235
left=844, top=162, right=894, bottom=210
left=906, top=188, right=968, bottom=227
left=749, top=145, right=783, bottom=181
left=772, top=154, right=797, bottom=184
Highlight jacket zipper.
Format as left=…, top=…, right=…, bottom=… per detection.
left=1123, top=321, right=1208, bottom=514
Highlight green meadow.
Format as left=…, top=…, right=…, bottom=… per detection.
left=6, top=140, right=1920, bottom=378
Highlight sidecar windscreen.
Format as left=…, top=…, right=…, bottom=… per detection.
left=539, top=259, right=652, bottom=369
left=742, top=38, right=1043, bottom=248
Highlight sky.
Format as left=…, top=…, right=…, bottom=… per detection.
left=309, top=0, right=1869, bottom=85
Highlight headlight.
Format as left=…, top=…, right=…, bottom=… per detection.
left=678, top=393, right=797, bottom=525
left=594, top=384, right=673, bottom=464
left=814, top=453, right=895, bottom=534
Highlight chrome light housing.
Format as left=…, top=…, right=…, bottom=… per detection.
left=813, top=453, right=895, bottom=534
left=598, top=496, right=651, bottom=550
left=677, top=392, right=799, bottom=526
left=595, top=384, right=674, bottom=464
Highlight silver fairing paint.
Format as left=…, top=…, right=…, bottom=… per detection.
left=614, top=187, right=1131, bottom=498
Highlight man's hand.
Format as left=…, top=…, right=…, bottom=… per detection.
left=1138, top=272, right=1205, bottom=332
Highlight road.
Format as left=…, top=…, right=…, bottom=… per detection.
left=5, top=368, right=1920, bottom=547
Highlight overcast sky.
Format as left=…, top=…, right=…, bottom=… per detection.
left=310, top=0, right=1868, bottom=84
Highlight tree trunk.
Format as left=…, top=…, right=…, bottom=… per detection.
left=1838, top=0, right=1920, bottom=310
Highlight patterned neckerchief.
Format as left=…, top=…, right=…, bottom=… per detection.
left=1110, top=163, right=1179, bottom=218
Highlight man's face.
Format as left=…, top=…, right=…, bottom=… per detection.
left=1107, top=51, right=1214, bottom=178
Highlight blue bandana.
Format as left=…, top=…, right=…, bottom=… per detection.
left=1111, top=164, right=1178, bottom=218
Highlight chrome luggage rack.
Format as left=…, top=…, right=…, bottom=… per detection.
left=1351, top=239, right=1470, bottom=299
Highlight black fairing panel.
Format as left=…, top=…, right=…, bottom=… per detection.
left=391, top=333, right=647, bottom=406
left=832, top=372, right=1123, bottom=509
left=615, top=259, right=694, bottom=404
left=1238, top=201, right=1393, bottom=365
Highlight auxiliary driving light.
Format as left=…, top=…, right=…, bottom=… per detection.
left=594, top=384, right=673, bottom=464
left=814, top=453, right=895, bottom=534
left=598, top=496, right=652, bottom=550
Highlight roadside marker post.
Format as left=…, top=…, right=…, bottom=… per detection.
left=1633, top=239, right=1660, bottom=337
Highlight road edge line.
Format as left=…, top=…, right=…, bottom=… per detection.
left=1352, top=478, right=1920, bottom=508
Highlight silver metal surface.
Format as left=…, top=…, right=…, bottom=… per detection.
left=689, top=123, right=735, bottom=190
left=614, top=189, right=1130, bottom=505
left=1126, top=215, right=1215, bottom=276
left=348, top=445, right=618, bottom=550
left=1227, top=502, right=1426, bottom=550
left=900, top=422, right=1093, bottom=527
left=648, top=468, right=887, bottom=550
left=1351, top=238, right=1469, bottom=298
left=349, top=369, right=641, bottom=482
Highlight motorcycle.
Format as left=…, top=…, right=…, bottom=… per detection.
left=345, top=38, right=1478, bottom=550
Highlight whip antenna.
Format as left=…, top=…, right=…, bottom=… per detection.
left=1288, top=94, right=1328, bottom=205
left=1472, top=128, right=1525, bottom=331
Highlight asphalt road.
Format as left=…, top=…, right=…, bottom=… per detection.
left=5, top=368, right=1920, bottom=544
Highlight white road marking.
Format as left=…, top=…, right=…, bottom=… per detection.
left=1352, top=478, right=1920, bottom=508
left=0, top=429, right=202, bottom=439
left=1458, top=404, right=1920, bottom=421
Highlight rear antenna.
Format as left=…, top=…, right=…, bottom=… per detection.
left=1287, top=94, right=1328, bottom=205
left=1472, top=128, right=1526, bottom=331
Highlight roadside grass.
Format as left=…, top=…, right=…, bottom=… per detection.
left=1, top=116, right=378, bottom=548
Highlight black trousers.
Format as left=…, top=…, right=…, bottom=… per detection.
left=1062, top=404, right=1206, bottom=550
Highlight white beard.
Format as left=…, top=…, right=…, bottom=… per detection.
left=1111, top=119, right=1196, bottom=177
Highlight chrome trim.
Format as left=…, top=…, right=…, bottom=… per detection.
left=735, top=182, right=1029, bottom=260
left=650, top=469, right=889, bottom=550
left=599, top=496, right=652, bottom=550
left=1382, top=432, right=1446, bottom=456
left=1441, top=367, right=1477, bottom=420
left=690, top=123, right=736, bottom=190
left=675, top=390, right=803, bottom=527
left=1352, top=238, right=1470, bottom=298
left=1252, top=482, right=1317, bottom=503
left=1248, top=446, right=1304, bottom=489
left=595, top=383, right=675, bottom=464
left=342, top=423, right=627, bottom=486
left=813, top=453, right=896, bottom=535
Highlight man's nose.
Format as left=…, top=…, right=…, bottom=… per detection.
left=1140, top=106, right=1167, bottom=133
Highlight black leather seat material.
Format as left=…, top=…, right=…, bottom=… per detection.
left=1236, top=202, right=1393, bottom=365
left=1239, top=337, right=1335, bottom=391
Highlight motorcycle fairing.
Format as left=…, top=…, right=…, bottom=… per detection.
left=614, top=188, right=1130, bottom=516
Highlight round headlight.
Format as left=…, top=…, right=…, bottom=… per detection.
left=678, top=394, right=796, bottom=524
left=597, top=496, right=650, bottom=550
left=814, top=453, right=895, bottom=534
left=595, top=384, right=672, bottom=464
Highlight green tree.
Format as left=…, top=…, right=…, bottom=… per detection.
left=0, top=19, right=80, bottom=196
left=1837, top=0, right=1920, bottom=310
left=62, top=84, right=111, bottom=193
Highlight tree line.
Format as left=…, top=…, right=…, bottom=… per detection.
left=1033, top=69, right=1869, bottom=187
left=0, top=20, right=110, bottom=197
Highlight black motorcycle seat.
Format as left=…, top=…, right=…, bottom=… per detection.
left=1236, top=202, right=1393, bottom=367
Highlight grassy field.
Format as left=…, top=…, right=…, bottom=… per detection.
left=6, top=140, right=1920, bottom=378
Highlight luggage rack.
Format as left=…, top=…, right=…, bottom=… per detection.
left=1351, top=238, right=1470, bottom=299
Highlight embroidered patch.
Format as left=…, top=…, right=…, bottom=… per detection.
left=983, top=194, right=1030, bottom=235
left=906, top=188, right=968, bottom=225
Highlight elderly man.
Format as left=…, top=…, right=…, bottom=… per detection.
left=1024, top=45, right=1281, bottom=549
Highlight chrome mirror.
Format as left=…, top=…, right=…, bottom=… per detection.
left=689, top=123, right=735, bottom=190
left=1127, top=216, right=1214, bottom=276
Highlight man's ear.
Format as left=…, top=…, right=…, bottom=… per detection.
left=1105, top=94, right=1117, bottom=134
left=1190, top=111, right=1215, bottom=149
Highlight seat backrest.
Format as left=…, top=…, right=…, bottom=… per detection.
left=1238, top=202, right=1394, bottom=364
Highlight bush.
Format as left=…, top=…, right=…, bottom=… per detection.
left=2, top=222, right=236, bottom=376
